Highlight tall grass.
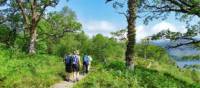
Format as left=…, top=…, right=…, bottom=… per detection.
left=74, top=59, right=200, bottom=88
left=0, top=49, right=65, bottom=88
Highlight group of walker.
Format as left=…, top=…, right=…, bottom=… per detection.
left=64, top=50, right=92, bottom=82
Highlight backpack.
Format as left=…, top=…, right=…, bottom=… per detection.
left=65, top=55, right=72, bottom=65
left=72, top=55, right=79, bottom=65
left=83, top=55, right=90, bottom=65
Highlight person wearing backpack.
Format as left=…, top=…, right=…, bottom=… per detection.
left=72, top=50, right=81, bottom=82
left=64, top=53, right=72, bottom=81
left=83, top=54, right=92, bottom=74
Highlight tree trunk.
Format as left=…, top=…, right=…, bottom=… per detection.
left=125, top=0, right=137, bottom=68
left=28, top=26, right=37, bottom=54
left=28, top=1, right=37, bottom=54
left=28, top=13, right=37, bottom=54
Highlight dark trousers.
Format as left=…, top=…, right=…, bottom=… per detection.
left=83, top=62, right=89, bottom=74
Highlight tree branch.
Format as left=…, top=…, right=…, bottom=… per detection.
left=116, top=11, right=128, bottom=20
left=36, top=4, right=47, bottom=25
left=169, top=40, right=200, bottom=48
left=178, top=0, right=192, bottom=7
left=143, top=0, right=200, bottom=17
left=16, top=0, right=30, bottom=26
left=168, top=37, right=200, bottom=48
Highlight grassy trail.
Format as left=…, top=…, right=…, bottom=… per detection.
left=51, top=74, right=85, bottom=88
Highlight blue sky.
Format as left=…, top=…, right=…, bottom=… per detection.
left=47, top=0, right=199, bottom=41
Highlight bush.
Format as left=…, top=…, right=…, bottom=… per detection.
left=105, top=60, right=125, bottom=71
left=135, top=44, right=173, bottom=64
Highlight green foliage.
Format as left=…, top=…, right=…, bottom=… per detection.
left=135, top=58, right=200, bottom=85
left=54, top=33, right=81, bottom=57
left=0, top=32, right=125, bottom=88
left=182, top=55, right=200, bottom=60
left=110, top=29, right=127, bottom=41
left=0, top=49, right=65, bottom=88
left=105, top=60, right=125, bottom=70
left=74, top=45, right=200, bottom=88
left=184, top=64, right=200, bottom=69
left=90, top=34, right=125, bottom=62
left=0, top=24, right=13, bottom=46
left=135, top=44, right=174, bottom=64
left=75, top=59, right=200, bottom=88
left=1, top=3, right=199, bottom=87
left=151, top=23, right=200, bottom=40
left=151, top=29, right=183, bottom=40
left=138, top=0, right=200, bottom=24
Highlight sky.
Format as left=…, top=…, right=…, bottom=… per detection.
left=47, top=0, right=200, bottom=42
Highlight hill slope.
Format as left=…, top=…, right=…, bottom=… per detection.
left=74, top=59, right=200, bottom=88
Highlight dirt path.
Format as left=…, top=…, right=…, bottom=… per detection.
left=51, top=74, right=85, bottom=88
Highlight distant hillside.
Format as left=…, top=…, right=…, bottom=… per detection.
left=150, top=39, right=200, bottom=60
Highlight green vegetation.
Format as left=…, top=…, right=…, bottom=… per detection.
left=1, top=0, right=200, bottom=88
left=74, top=44, right=200, bottom=88
left=184, top=64, right=200, bottom=69
left=75, top=57, right=200, bottom=88
left=1, top=33, right=200, bottom=88
left=0, top=32, right=125, bottom=88
left=0, top=48, right=65, bottom=88
left=182, top=55, right=200, bottom=60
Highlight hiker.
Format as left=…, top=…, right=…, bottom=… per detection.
left=83, top=54, right=92, bottom=74
left=72, top=50, right=81, bottom=82
left=64, top=53, right=73, bottom=81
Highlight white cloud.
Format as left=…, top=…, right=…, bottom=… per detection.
left=83, top=20, right=121, bottom=37
left=136, top=25, right=147, bottom=41
left=152, top=21, right=186, bottom=33
left=136, top=21, right=187, bottom=42
left=82, top=20, right=187, bottom=42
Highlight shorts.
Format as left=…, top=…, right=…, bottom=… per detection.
left=65, top=64, right=72, bottom=73
left=72, top=64, right=79, bottom=72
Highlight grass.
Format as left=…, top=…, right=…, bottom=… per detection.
left=135, top=58, right=200, bottom=84
left=74, top=58, right=200, bottom=88
left=0, top=49, right=65, bottom=88
left=1, top=44, right=200, bottom=88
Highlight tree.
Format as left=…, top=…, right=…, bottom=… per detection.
left=17, top=0, right=59, bottom=54
left=125, top=0, right=137, bottom=68
left=106, top=0, right=200, bottom=68
left=151, top=29, right=183, bottom=40
left=141, top=37, right=150, bottom=59
left=38, top=6, right=81, bottom=41
left=0, top=0, right=59, bottom=54
left=111, top=29, right=127, bottom=41
left=139, top=0, right=200, bottom=48
left=150, top=23, right=200, bottom=48
left=107, top=0, right=138, bottom=68
left=0, top=1, right=23, bottom=47
left=37, top=6, right=82, bottom=54
left=139, top=0, right=200, bottom=24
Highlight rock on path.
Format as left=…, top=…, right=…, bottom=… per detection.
left=51, top=75, right=85, bottom=88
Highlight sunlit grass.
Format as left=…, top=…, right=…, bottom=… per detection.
left=0, top=49, right=65, bottom=88
left=74, top=58, right=200, bottom=88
